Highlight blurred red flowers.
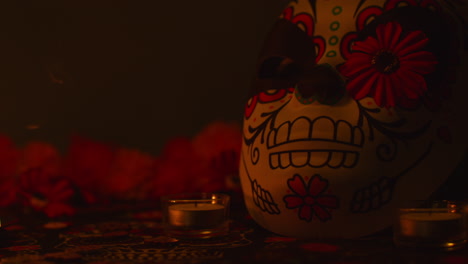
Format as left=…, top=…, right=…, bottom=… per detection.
left=0, top=135, right=19, bottom=207
left=0, top=121, right=242, bottom=218
left=153, top=121, right=242, bottom=196
left=18, top=168, right=76, bottom=218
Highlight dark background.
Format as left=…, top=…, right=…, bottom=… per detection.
left=0, top=0, right=289, bottom=154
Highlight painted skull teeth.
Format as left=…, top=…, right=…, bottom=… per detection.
left=251, top=178, right=280, bottom=214
left=267, top=117, right=364, bottom=169
left=350, top=177, right=395, bottom=213
left=269, top=150, right=359, bottom=169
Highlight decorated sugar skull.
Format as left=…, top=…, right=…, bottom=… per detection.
left=240, top=0, right=468, bottom=238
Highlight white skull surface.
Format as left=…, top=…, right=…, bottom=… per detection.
left=240, top=0, right=468, bottom=238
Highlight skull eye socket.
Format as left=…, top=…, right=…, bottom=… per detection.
left=249, top=19, right=317, bottom=97
left=253, top=56, right=302, bottom=94
left=258, top=56, right=301, bottom=80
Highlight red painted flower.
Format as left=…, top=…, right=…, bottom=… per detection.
left=284, top=174, right=339, bottom=222
left=339, top=21, right=437, bottom=108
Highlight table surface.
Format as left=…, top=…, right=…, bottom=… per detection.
left=1, top=202, right=468, bottom=264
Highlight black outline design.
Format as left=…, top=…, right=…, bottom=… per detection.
left=350, top=142, right=433, bottom=213
left=283, top=174, right=339, bottom=222
left=308, top=0, right=317, bottom=21
left=242, top=0, right=442, bottom=219
left=241, top=154, right=280, bottom=215
left=346, top=101, right=432, bottom=213
left=266, top=116, right=364, bottom=170
left=244, top=98, right=290, bottom=165
left=355, top=0, right=370, bottom=17
left=357, top=101, right=431, bottom=162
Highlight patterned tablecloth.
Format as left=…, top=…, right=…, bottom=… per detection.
left=1, top=204, right=468, bottom=264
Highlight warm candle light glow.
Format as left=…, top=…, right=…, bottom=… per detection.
left=162, top=193, right=230, bottom=239
left=394, top=202, right=467, bottom=251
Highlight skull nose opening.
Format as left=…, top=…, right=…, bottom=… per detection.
left=296, top=64, right=346, bottom=105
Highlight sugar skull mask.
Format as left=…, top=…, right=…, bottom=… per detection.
left=240, top=0, right=468, bottom=238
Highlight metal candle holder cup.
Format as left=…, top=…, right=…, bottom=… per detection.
left=393, top=200, right=467, bottom=251
left=161, top=193, right=230, bottom=239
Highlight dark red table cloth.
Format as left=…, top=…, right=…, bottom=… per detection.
left=0, top=204, right=467, bottom=264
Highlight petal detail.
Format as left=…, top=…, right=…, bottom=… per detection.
left=308, top=175, right=327, bottom=196
left=377, top=22, right=402, bottom=50
left=353, top=37, right=380, bottom=54
left=373, top=76, right=386, bottom=106
left=354, top=70, right=380, bottom=100
left=284, top=195, right=304, bottom=208
left=340, top=21, right=436, bottom=108
left=339, top=54, right=374, bottom=77
left=288, top=175, right=307, bottom=196
left=384, top=75, right=396, bottom=107
left=393, top=31, right=428, bottom=55
left=299, top=205, right=313, bottom=222
left=312, top=205, right=331, bottom=221
left=346, top=68, right=379, bottom=97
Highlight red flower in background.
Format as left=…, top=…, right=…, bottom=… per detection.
left=0, top=179, right=18, bottom=207
left=192, top=121, right=242, bottom=191
left=64, top=136, right=159, bottom=202
left=0, top=135, right=19, bottom=206
left=18, top=168, right=75, bottom=218
left=19, top=141, right=62, bottom=178
left=153, top=137, right=224, bottom=197
left=152, top=137, right=204, bottom=197
left=192, top=121, right=242, bottom=172
left=153, top=121, right=242, bottom=197
left=339, top=22, right=437, bottom=108
left=0, top=120, right=243, bottom=216
left=0, top=134, right=19, bottom=179
left=107, top=148, right=156, bottom=200
left=63, top=135, right=114, bottom=203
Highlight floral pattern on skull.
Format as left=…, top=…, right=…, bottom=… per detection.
left=284, top=174, right=339, bottom=222
left=240, top=0, right=468, bottom=238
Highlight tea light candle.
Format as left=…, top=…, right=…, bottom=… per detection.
left=399, top=212, right=463, bottom=238
left=168, top=203, right=226, bottom=228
